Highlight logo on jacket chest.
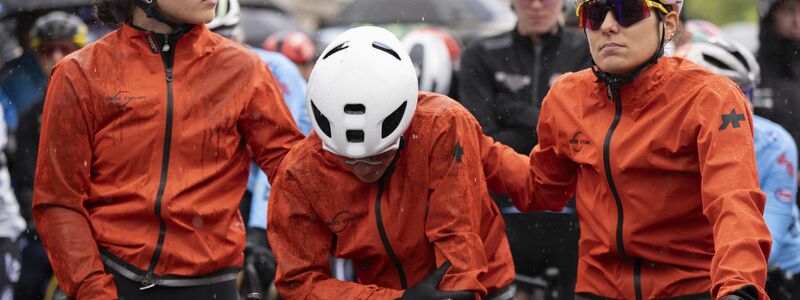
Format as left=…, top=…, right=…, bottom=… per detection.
left=494, top=72, right=530, bottom=93
left=569, top=131, right=590, bottom=153
left=327, top=211, right=366, bottom=234
left=104, top=90, right=147, bottom=109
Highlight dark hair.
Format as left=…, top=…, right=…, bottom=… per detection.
left=93, top=0, right=134, bottom=25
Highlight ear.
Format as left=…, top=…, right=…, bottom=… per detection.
left=662, top=11, right=680, bottom=40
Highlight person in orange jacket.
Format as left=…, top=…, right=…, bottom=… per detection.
left=506, top=1, right=773, bottom=299
left=267, top=26, right=520, bottom=299
left=31, top=0, right=304, bottom=299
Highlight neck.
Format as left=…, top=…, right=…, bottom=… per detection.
left=132, top=6, right=173, bottom=34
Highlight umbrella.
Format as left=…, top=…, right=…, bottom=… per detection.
left=240, top=7, right=304, bottom=48
left=329, top=0, right=502, bottom=26
left=0, top=0, right=91, bottom=14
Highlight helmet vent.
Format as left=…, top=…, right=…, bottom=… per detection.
left=381, top=101, right=408, bottom=138
left=346, top=130, right=365, bottom=143
left=311, top=100, right=332, bottom=138
left=372, top=41, right=401, bottom=61
left=322, top=41, right=349, bottom=60
left=344, top=104, right=366, bottom=115
left=701, top=54, right=734, bottom=71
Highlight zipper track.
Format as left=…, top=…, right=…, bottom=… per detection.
left=141, top=33, right=176, bottom=289
left=374, top=177, right=408, bottom=289
left=603, top=87, right=626, bottom=257
left=634, top=258, right=642, bottom=300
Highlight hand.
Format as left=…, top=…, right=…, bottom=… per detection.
left=244, top=228, right=277, bottom=289
left=397, top=261, right=474, bottom=300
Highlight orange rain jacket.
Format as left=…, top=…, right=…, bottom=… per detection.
left=32, top=23, right=304, bottom=299
left=267, top=92, right=518, bottom=299
left=509, top=57, right=772, bottom=300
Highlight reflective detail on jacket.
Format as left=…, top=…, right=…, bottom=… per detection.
left=268, top=92, right=515, bottom=299
left=32, top=23, right=303, bottom=298
left=510, top=57, right=772, bottom=299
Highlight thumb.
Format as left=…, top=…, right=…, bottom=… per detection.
left=425, top=261, right=453, bottom=286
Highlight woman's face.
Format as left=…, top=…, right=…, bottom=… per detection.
left=774, top=0, right=800, bottom=41
left=586, top=10, right=678, bottom=74
left=157, top=0, right=217, bottom=25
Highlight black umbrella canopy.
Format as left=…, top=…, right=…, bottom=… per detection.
left=0, top=0, right=91, bottom=14
left=330, top=0, right=496, bottom=26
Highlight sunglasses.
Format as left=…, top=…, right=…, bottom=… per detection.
left=576, top=0, right=670, bottom=31
left=335, top=138, right=402, bottom=166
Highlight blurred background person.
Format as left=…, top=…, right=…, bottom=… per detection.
left=676, top=37, right=800, bottom=300
left=0, top=104, right=25, bottom=300
left=262, top=30, right=317, bottom=80
left=0, top=24, right=23, bottom=138
left=8, top=11, right=88, bottom=300
left=756, top=0, right=800, bottom=180
left=401, top=26, right=463, bottom=99
left=458, top=0, right=591, bottom=298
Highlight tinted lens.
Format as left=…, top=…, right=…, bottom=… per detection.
left=618, top=0, right=652, bottom=27
left=580, top=0, right=652, bottom=31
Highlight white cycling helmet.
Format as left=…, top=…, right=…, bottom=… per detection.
left=402, top=29, right=452, bottom=95
left=206, top=0, right=241, bottom=31
left=307, top=26, right=419, bottom=158
left=675, top=37, right=760, bottom=91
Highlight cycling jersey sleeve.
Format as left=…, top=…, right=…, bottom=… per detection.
left=694, top=82, right=772, bottom=300
left=268, top=170, right=405, bottom=299
left=425, top=109, right=497, bottom=296
left=512, top=94, right=578, bottom=212
left=32, top=62, right=118, bottom=299
left=758, top=129, right=798, bottom=267
left=239, top=60, right=304, bottom=182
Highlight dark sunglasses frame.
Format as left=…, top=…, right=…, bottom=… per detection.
left=576, top=0, right=670, bottom=31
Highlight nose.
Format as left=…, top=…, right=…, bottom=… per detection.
left=600, top=11, right=620, bottom=34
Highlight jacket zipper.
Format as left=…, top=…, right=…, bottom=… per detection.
left=141, top=33, right=176, bottom=289
left=374, top=169, right=408, bottom=289
left=604, top=86, right=643, bottom=300
left=531, top=44, right=543, bottom=105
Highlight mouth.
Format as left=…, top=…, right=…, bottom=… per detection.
left=601, top=42, right=625, bottom=50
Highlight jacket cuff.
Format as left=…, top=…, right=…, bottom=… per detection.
left=74, top=273, right=117, bottom=300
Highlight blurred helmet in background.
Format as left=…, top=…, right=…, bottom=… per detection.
left=683, top=19, right=723, bottom=43
left=262, top=30, right=316, bottom=65
left=675, top=38, right=760, bottom=95
left=0, top=23, right=23, bottom=66
left=401, top=27, right=453, bottom=95
left=207, top=0, right=242, bottom=35
left=30, top=11, right=89, bottom=50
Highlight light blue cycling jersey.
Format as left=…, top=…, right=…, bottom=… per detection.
left=754, top=115, right=800, bottom=274
left=246, top=47, right=312, bottom=230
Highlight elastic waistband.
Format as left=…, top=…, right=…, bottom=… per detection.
left=100, top=248, right=240, bottom=287
left=576, top=291, right=711, bottom=300
left=486, top=284, right=516, bottom=300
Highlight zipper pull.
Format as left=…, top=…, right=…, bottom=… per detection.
left=140, top=273, right=156, bottom=290
left=162, top=43, right=170, bottom=52
left=165, top=68, right=173, bottom=82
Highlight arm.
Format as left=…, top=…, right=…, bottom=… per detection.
left=760, top=136, right=798, bottom=267
left=510, top=95, right=577, bottom=212
left=239, top=60, right=304, bottom=182
left=32, top=63, right=117, bottom=299
left=268, top=170, right=404, bottom=299
left=266, top=52, right=312, bottom=135
left=695, top=86, right=772, bottom=300
left=477, top=118, right=531, bottom=198
left=425, top=110, right=499, bottom=296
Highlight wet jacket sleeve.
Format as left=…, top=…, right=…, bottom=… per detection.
left=32, top=63, right=118, bottom=299
left=239, top=60, right=304, bottom=182
left=510, top=95, right=577, bottom=212
left=478, top=124, right=530, bottom=198
left=425, top=110, right=497, bottom=296
left=268, top=171, right=405, bottom=299
left=694, top=84, right=772, bottom=300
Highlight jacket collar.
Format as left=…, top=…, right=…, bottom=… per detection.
left=512, top=25, right=562, bottom=50
left=592, top=57, right=679, bottom=108
left=119, top=22, right=212, bottom=58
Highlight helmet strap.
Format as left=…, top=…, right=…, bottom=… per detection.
left=134, top=0, right=185, bottom=30
left=590, top=12, right=667, bottom=97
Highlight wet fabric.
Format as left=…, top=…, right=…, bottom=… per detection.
left=32, top=23, right=303, bottom=299
left=268, top=92, right=516, bottom=299
left=509, top=57, right=772, bottom=299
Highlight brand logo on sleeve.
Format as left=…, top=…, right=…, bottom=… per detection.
left=719, top=109, right=745, bottom=131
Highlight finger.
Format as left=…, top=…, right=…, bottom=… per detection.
left=433, top=290, right=474, bottom=300
left=429, top=260, right=453, bottom=284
